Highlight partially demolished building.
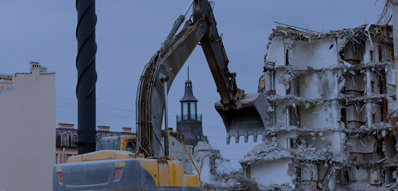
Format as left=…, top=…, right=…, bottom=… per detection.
left=242, top=24, right=398, bottom=190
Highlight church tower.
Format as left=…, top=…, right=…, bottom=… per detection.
left=177, top=67, right=205, bottom=146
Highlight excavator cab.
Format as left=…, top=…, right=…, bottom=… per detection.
left=216, top=93, right=269, bottom=144
left=96, top=135, right=137, bottom=152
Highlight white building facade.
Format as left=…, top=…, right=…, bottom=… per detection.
left=0, top=62, right=55, bottom=191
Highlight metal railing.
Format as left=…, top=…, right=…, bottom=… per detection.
left=176, top=114, right=202, bottom=121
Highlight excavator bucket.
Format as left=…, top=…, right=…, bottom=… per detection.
left=215, top=93, right=269, bottom=144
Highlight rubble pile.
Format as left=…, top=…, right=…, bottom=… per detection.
left=240, top=142, right=292, bottom=165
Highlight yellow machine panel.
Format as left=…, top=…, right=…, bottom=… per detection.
left=68, top=150, right=143, bottom=163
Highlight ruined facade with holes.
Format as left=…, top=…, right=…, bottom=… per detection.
left=241, top=24, right=398, bottom=190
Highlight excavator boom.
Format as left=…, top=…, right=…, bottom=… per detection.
left=136, top=0, right=269, bottom=157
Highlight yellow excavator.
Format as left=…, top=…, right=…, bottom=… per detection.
left=53, top=0, right=267, bottom=190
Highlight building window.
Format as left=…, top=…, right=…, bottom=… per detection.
left=72, top=135, right=78, bottom=146
left=61, top=134, right=68, bottom=146
left=182, top=102, right=189, bottom=120
left=190, top=102, right=196, bottom=120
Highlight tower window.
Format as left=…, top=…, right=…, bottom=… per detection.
left=182, top=102, right=188, bottom=120
left=190, top=102, right=196, bottom=120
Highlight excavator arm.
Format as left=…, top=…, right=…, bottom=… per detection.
left=136, top=16, right=209, bottom=157
left=136, top=0, right=268, bottom=157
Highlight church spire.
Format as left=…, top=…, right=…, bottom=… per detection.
left=180, top=67, right=197, bottom=102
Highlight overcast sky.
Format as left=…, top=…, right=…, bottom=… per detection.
left=0, top=0, right=386, bottom=161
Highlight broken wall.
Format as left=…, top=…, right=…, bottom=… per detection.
left=290, top=39, right=339, bottom=69
left=248, top=159, right=294, bottom=187
left=300, top=102, right=340, bottom=130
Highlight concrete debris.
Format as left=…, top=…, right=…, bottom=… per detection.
left=339, top=182, right=392, bottom=191
left=195, top=147, right=259, bottom=191
left=294, top=146, right=333, bottom=162
left=239, top=142, right=333, bottom=164
left=240, top=142, right=292, bottom=165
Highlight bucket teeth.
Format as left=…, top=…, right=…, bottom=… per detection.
left=227, top=132, right=264, bottom=144
left=216, top=93, right=269, bottom=144
left=253, top=135, right=258, bottom=142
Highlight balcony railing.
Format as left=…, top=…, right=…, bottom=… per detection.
left=176, top=114, right=202, bottom=122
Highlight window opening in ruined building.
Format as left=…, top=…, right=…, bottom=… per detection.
left=371, top=81, right=375, bottom=93
left=285, top=49, right=289, bottom=66
left=341, top=42, right=364, bottom=65
left=341, top=108, right=347, bottom=127
left=344, top=72, right=365, bottom=96
left=372, top=114, right=376, bottom=124
left=346, top=103, right=365, bottom=128
left=271, top=71, right=276, bottom=94
left=287, top=137, right=298, bottom=149
left=286, top=86, right=290, bottom=95
left=379, top=73, right=387, bottom=94
left=378, top=44, right=393, bottom=62
left=270, top=103, right=277, bottom=126
left=286, top=77, right=300, bottom=96
left=370, top=50, right=374, bottom=62
left=286, top=105, right=300, bottom=127
left=382, top=100, right=387, bottom=123
left=385, top=136, right=397, bottom=159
